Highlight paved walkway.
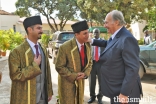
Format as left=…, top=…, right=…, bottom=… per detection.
left=48, top=59, right=110, bottom=104
left=0, top=58, right=110, bottom=104
left=0, top=57, right=156, bottom=104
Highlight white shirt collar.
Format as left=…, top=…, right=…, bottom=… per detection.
left=76, top=39, right=84, bottom=51
left=111, top=26, right=123, bottom=39
left=26, top=38, right=39, bottom=48
left=94, top=38, right=100, bottom=40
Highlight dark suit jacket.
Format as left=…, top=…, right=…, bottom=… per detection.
left=92, top=27, right=142, bottom=98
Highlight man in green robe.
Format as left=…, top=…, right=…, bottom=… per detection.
left=8, top=16, right=53, bottom=104
left=55, top=20, right=92, bottom=104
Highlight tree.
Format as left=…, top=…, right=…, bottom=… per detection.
left=77, top=0, right=107, bottom=26
left=15, top=0, right=79, bottom=32
left=145, top=0, right=156, bottom=40
left=146, top=0, right=156, bottom=31
left=77, top=0, right=155, bottom=25
left=14, top=8, right=31, bottom=17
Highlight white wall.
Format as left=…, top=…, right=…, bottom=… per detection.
left=0, top=15, right=19, bottom=30
left=130, top=20, right=146, bottom=40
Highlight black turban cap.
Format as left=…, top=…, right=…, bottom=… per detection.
left=71, top=20, right=89, bottom=33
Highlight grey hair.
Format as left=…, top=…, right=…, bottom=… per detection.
left=110, top=10, right=126, bottom=26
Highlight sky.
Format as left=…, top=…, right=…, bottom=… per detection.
left=1, top=0, right=17, bottom=13
left=0, top=0, right=40, bottom=17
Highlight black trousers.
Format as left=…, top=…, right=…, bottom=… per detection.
left=88, top=60, right=103, bottom=99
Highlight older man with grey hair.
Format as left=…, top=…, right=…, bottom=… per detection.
left=89, top=10, right=143, bottom=104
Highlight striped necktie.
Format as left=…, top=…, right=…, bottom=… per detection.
left=34, top=44, right=39, bottom=58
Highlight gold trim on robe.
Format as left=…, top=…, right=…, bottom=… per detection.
left=25, top=48, right=31, bottom=104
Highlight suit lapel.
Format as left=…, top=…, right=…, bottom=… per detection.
left=100, top=27, right=125, bottom=56
left=23, top=40, right=34, bottom=63
left=70, top=38, right=91, bottom=72
left=71, top=38, right=81, bottom=72
left=100, top=37, right=119, bottom=56
left=39, top=43, right=46, bottom=56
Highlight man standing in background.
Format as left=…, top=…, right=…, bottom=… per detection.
left=88, top=28, right=104, bottom=104
left=144, top=30, right=152, bottom=45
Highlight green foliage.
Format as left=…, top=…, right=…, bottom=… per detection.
left=146, top=6, right=156, bottom=31
left=102, top=33, right=109, bottom=40
left=14, top=8, right=31, bottom=17
left=40, top=34, right=50, bottom=48
left=56, top=96, right=60, bottom=104
left=15, top=0, right=79, bottom=32
left=0, top=31, right=10, bottom=52
left=0, top=29, right=24, bottom=51
left=138, top=38, right=144, bottom=45
left=77, top=0, right=155, bottom=25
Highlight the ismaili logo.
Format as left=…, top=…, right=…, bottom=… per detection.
left=113, top=96, right=156, bottom=103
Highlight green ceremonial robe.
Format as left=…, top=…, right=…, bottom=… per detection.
left=8, top=40, right=53, bottom=104
left=55, top=38, right=92, bottom=104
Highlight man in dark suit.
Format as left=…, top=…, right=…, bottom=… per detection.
left=90, top=10, right=143, bottom=104
left=88, top=28, right=104, bottom=104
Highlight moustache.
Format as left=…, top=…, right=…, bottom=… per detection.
left=39, top=32, right=43, bottom=34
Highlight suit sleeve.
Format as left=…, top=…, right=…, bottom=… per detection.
left=120, top=37, right=140, bottom=96
left=55, top=45, right=77, bottom=83
left=9, top=49, right=41, bottom=82
left=92, top=39, right=107, bottom=47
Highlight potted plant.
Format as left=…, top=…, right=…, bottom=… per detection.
left=8, top=30, right=24, bottom=51
left=1, top=40, right=10, bottom=56
left=0, top=29, right=24, bottom=56
left=0, top=30, right=10, bottom=56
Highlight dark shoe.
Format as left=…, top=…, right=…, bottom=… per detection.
left=88, top=96, right=96, bottom=103
left=98, top=99, right=103, bottom=104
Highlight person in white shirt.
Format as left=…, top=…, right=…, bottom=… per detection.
left=88, top=28, right=104, bottom=104
left=144, top=30, right=152, bottom=45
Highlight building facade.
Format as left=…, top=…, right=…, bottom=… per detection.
left=1, top=10, right=154, bottom=40
left=0, top=10, right=75, bottom=36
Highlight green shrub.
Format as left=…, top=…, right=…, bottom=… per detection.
left=0, top=29, right=24, bottom=51
left=40, top=34, right=50, bottom=48
left=138, top=38, right=144, bottom=45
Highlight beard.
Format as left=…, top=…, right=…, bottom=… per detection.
left=38, top=32, right=43, bottom=39
left=38, top=36, right=41, bottom=39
